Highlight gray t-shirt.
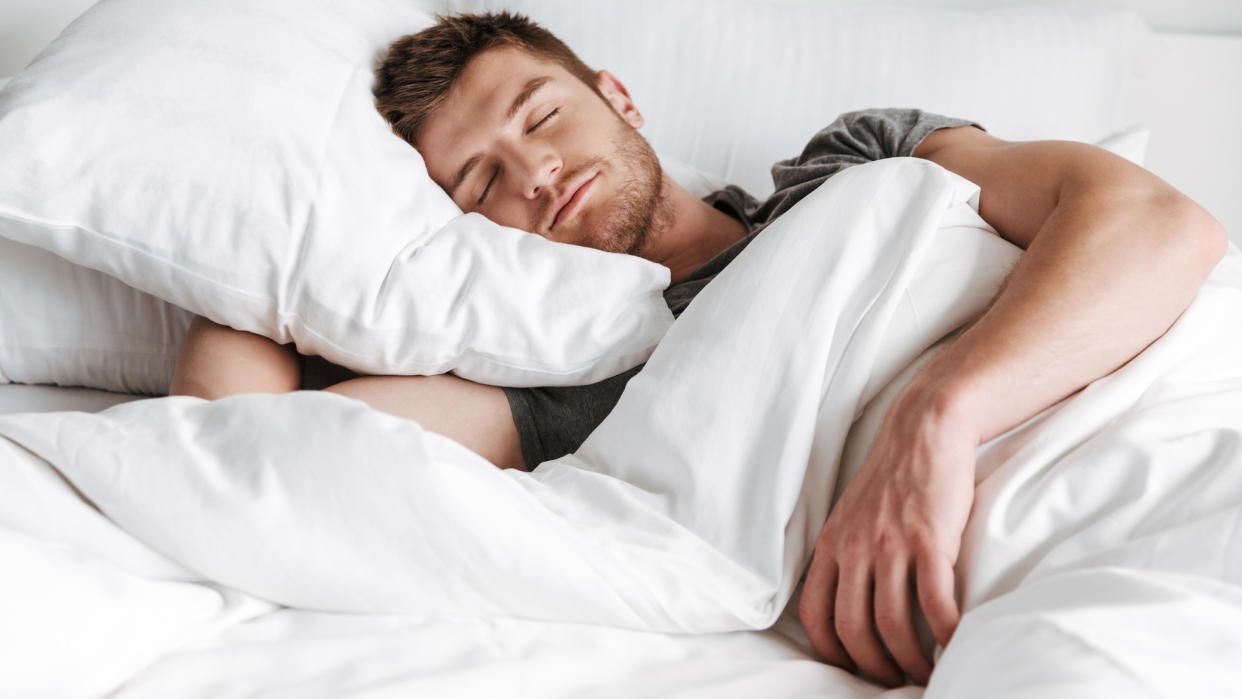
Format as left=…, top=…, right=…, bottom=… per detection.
left=503, top=107, right=982, bottom=470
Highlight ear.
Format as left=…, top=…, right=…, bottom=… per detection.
left=595, top=69, right=644, bottom=129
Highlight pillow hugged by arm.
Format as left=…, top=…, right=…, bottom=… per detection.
left=169, top=317, right=302, bottom=399
left=169, top=318, right=527, bottom=472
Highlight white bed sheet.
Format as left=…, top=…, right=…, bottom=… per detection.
left=0, top=386, right=890, bottom=698
left=0, top=383, right=140, bottom=415
left=3, top=159, right=987, bottom=698
left=5, top=168, right=1242, bottom=698
left=0, top=388, right=903, bottom=699
left=106, top=603, right=899, bottom=699
left=3, top=19, right=1240, bottom=694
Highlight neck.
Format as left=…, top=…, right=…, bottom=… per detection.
left=639, top=174, right=748, bottom=284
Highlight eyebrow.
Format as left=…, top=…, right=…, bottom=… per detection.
left=448, top=75, right=554, bottom=198
left=504, top=75, right=553, bottom=122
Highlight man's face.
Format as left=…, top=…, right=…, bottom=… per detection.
left=416, top=46, right=663, bottom=255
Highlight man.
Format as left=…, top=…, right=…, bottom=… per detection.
left=170, top=11, right=1228, bottom=688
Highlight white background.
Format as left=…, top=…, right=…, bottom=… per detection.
left=6, top=0, right=1239, bottom=76
left=1, top=0, right=1240, bottom=244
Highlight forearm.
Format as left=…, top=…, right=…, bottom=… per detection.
left=169, top=316, right=302, bottom=399
left=906, top=185, right=1227, bottom=447
left=801, top=128, right=1231, bottom=683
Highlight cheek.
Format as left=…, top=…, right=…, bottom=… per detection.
left=477, top=196, right=530, bottom=231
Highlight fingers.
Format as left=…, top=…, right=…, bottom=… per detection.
left=835, top=560, right=903, bottom=687
left=802, top=533, right=963, bottom=688
left=798, top=555, right=855, bottom=672
left=875, top=554, right=932, bottom=684
left=915, top=548, right=961, bottom=648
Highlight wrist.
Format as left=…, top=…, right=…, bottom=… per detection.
left=894, top=367, right=984, bottom=448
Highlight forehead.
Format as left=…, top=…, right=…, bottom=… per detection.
left=415, top=45, right=581, bottom=184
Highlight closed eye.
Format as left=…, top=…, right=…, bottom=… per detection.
left=526, top=107, right=560, bottom=134
left=476, top=108, right=559, bottom=206
left=477, top=166, right=499, bottom=206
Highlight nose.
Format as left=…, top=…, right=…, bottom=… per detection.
left=503, top=141, right=562, bottom=200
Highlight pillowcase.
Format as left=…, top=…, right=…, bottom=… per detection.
left=0, top=159, right=1020, bottom=634
left=0, top=154, right=728, bottom=396
left=1094, top=122, right=1150, bottom=165
left=0, top=0, right=673, bottom=388
left=658, top=154, right=730, bottom=199
left=0, top=238, right=191, bottom=395
left=0, top=99, right=1149, bottom=398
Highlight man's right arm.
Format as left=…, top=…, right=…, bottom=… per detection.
left=168, top=315, right=527, bottom=471
left=168, top=315, right=302, bottom=399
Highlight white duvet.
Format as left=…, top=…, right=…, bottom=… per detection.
left=2, top=158, right=1240, bottom=698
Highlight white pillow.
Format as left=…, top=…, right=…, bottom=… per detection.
left=0, top=0, right=673, bottom=388
left=0, top=120, right=1148, bottom=396
left=0, top=159, right=1020, bottom=633
left=0, top=153, right=723, bottom=395
left=1094, top=122, right=1150, bottom=165
left=658, top=154, right=730, bottom=199
left=0, top=238, right=191, bottom=395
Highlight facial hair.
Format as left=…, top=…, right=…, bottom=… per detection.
left=595, top=122, right=665, bottom=255
left=531, top=117, right=667, bottom=256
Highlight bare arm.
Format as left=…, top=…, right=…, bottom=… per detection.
left=800, top=127, right=1228, bottom=686
left=168, top=315, right=527, bottom=471
left=911, top=127, right=1227, bottom=444
left=168, top=315, right=301, bottom=399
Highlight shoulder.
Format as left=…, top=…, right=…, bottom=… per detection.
left=776, top=109, right=984, bottom=181
left=912, top=123, right=1002, bottom=160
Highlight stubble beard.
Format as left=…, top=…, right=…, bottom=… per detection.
left=597, top=123, right=669, bottom=256
left=543, top=119, right=670, bottom=257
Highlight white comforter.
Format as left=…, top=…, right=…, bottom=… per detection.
left=2, top=158, right=1240, bottom=698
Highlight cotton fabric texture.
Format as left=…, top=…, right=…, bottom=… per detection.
left=0, top=0, right=672, bottom=388
left=504, top=108, right=979, bottom=469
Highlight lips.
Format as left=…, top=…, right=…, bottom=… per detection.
left=549, top=171, right=599, bottom=232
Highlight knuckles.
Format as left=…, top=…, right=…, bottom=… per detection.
left=833, top=608, right=867, bottom=642
left=874, top=607, right=903, bottom=633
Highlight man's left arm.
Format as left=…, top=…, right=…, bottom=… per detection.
left=799, top=125, right=1229, bottom=687
left=910, top=126, right=1227, bottom=443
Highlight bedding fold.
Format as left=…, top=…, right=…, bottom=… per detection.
left=4, top=158, right=1242, bottom=696
left=0, top=158, right=1011, bottom=634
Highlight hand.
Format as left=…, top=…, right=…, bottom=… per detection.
left=798, top=384, right=977, bottom=686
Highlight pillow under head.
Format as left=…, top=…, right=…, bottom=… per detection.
left=0, top=0, right=673, bottom=387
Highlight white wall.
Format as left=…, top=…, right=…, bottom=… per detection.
left=2, top=0, right=1240, bottom=76
left=767, top=0, right=1242, bottom=34
left=0, top=0, right=96, bottom=76
left=2, top=0, right=1240, bottom=243
left=1123, top=33, right=1242, bottom=247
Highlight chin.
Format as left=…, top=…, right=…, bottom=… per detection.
left=555, top=166, right=660, bottom=254
left=574, top=221, right=639, bottom=255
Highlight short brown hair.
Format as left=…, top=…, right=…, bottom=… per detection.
left=374, top=12, right=601, bottom=147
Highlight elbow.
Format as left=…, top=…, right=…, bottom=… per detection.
left=1159, top=192, right=1229, bottom=281
left=1200, top=214, right=1230, bottom=272
left=1187, top=205, right=1229, bottom=279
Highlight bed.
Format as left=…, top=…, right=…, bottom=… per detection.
left=2, top=1, right=1241, bottom=697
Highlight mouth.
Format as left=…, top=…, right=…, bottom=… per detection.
left=549, top=170, right=599, bottom=233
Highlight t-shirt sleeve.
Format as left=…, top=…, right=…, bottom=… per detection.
left=772, top=107, right=983, bottom=188
left=711, top=107, right=984, bottom=228
left=507, top=108, right=985, bottom=471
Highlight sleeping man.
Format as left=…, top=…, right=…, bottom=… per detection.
left=168, top=11, right=1228, bottom=689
